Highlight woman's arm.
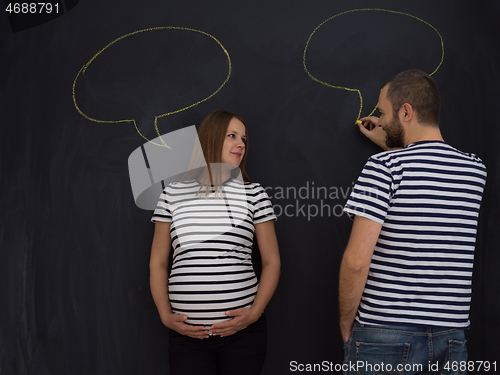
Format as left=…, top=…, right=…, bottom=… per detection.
left=247, top=220, right=281, bottom=319
left=149, top=221, right=208, bottom=339
left=209, top=220, right=281, bottom=337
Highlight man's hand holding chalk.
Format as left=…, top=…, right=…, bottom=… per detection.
left=355, top=116, right=392, bottom=150
left=356, top=117, right=378, bottom=131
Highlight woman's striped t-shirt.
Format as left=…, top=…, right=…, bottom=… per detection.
left=152, top=178, right=276, bottom=326
left=344, top=141, right=487, bottom=329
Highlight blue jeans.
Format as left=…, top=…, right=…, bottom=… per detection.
left=343, top=322, right=468, bottom=375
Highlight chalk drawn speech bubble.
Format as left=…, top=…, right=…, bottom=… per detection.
left=72, top=27, right=231, bottom=147
left=303, top=9, right=444, bottom=121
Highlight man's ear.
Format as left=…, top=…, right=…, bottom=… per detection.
left=400, top=103, right=414, bottom=123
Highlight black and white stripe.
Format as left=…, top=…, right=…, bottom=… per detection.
left=344, top=141, right=487, bottom=329
left=152, top=178, right=276, bottom=325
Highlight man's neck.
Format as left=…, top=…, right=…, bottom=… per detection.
left=404, top=123, right=444, bottom=147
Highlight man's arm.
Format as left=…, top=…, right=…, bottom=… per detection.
left=339, top=215, right=382, bottom=342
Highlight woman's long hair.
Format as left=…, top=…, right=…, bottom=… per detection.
left=182, top=109, right=251, bottom=196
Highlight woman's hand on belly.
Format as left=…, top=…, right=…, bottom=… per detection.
left=208, top=308, right=258, bottom=337
left=163, top=313, right=210, bottom=339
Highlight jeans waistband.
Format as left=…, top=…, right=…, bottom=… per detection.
left=353, top=321, right=464, bottom=336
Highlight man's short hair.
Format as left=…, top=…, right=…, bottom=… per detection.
left=384, top=70, right=441, bottom=126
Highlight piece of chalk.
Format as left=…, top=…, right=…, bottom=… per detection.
left=355, top=120, right=362, bottom=124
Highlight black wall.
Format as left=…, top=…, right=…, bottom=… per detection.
left=1, top=1, right=499, bottom=374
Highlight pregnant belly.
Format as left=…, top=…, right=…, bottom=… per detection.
left=168, top=272, right=259, bottom=325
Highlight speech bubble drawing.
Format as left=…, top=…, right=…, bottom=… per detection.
left=72, top=27, right=231, bottom=148
left=303, top=8, right=444, bottom=122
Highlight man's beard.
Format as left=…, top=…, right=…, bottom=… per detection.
left=385, top=116, right=405, bottom=149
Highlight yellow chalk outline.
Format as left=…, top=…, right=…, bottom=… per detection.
left=303, top=8, right=444, bottom=121
left=72, top=27, right=232, bottom=147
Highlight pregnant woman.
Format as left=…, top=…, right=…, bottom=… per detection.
left=149, top=109, right=280, bottom=375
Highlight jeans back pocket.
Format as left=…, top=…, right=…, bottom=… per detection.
left=355, top=341, right=411, bottom=375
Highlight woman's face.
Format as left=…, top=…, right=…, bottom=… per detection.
left=221, top=117, right=246, bottom=166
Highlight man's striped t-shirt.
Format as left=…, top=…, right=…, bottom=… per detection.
left=344, top=141, right=487, bottom=329
left=152, top=178, right=276, bottom=326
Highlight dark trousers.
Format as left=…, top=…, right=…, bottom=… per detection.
left=168, top=314, right=267, bottom=375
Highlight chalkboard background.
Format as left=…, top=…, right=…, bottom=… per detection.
left=1, top=0, right=499, bottom=373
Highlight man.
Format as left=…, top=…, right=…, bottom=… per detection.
left=340, top=70, right=487, bottom=374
